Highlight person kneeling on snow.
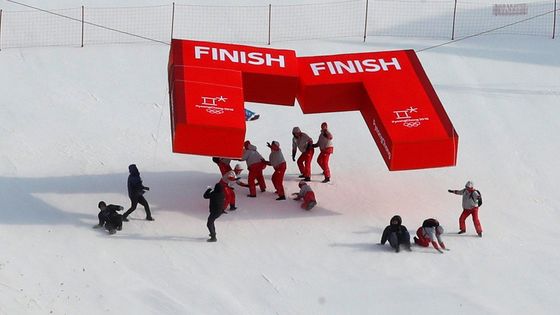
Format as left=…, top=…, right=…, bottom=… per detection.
left=380, top=215, right=411, bottom=252
left=414, top=218, right=449, bottom=253
left=292, top=181, right=317, bottom=210
left=93, top=201, right=124, bottom=235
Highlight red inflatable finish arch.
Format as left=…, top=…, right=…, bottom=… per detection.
left=168, top=39, right=298, bottom=158
left=168, top=39, right=458, bottom=171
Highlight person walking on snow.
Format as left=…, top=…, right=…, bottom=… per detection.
left=240, top=140, right=267, bottom=197
left=265, top=141, right=287, bottom=200
left=204, top=183, right=225, bottom=242
left=93, top=201, right=124, bottom=235
left=123, top=164, right=153, bottom=221
left=448, top=180, right=483, bottom=237
left=413, top=218, right=449, bottom=253
left=292, top=181, right=317, bottom=210
left=291, top=127, right=314, bottom=182
left=313, top=122, right=334, bottom=183
left=212, top=157, right=232, bottom=175
left=220, top=170, right=238, bottom=212
left=380, top=215, right=411, bottom=252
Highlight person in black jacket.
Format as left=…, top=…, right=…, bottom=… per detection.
left=122, top=164, right=153, bottom=221
left=204, top=183, right=225, bottom=242
left=380, top=215, right=411, bottom=252
left=93, top=201, right=124, bottom=234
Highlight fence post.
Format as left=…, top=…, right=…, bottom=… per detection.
left=0, top=9, right=3, bottom=51
left=451, top=0, right=458, bottom=40
left=553, top=0, right=557, bottom=39
left=171, top=2, right=175, bottom=42
left=363, top=0, right=369, bottom=42
left=267, top=4, right=272, bottom=45
left=81, top=6, right=84, bottom=47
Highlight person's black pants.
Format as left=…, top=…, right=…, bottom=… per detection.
left=206, top=212, right=222, bottom=237
left=124, top=195, right=151, bottom=219
left=388, top=231, right=411, bottom=249
left=105, top=215, right=123, bottom=231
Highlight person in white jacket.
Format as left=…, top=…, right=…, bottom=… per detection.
left=292, top=181, right=317, bottom=210
left=313, top=122, right=334, bottom=183
left=265, top=141, right=287, bottom=200
left=291, top=127, right=314, bottom=182
left=448, top=180, right=483, bottom=237
left=240, top=140, right=267, bottom=197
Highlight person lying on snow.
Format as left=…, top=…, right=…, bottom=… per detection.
left=93, top=201, right=124, bottom=235
left=292, top=181, right=317, bottom=210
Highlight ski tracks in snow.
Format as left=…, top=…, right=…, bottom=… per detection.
left=261, top=273, right=280, bottom=293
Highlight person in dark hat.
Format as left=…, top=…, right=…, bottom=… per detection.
left=93, top=201, right=124, bottom=235
left=123, top=164, right=153, bottom=221
left=414, top=218, right=449, bottom=253
left=380, top=215, right=411, bottom=252
left=204, top=183, right=225, bottom=242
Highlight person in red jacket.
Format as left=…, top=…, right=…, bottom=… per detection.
left=265, top=141, right=286, bottom=200
left=413, top=218, right=449, bottom=254
left=219, top=170, right=237, bottom=212
left=240, top=140, right=267, bottom=197
left=291, top=127, right=314, bottom=182
left=212, top=157, right=232, bottom=176
left=292, top=181, right=317, bottom=210
left=313, top=122, right=334, bottom=183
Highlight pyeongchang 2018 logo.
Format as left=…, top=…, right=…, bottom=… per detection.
left=195, top=95, right=233, bottom=115
left=392, top=107, right=429, bottom=128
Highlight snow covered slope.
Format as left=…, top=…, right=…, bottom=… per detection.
left=1, top=2, right=560, bottom=315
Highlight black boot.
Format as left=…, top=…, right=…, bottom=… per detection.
left=207, top=235, right=217, bottom=242
left=322, top=177, right=330, bottom=183
left=229, top=205, right=237, bottom=211
left=304, top=177, right=311, bottom=182
left=276, top=196, right=286, bottom=200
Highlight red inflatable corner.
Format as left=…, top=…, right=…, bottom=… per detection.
left=296, top=50, right=458, bottom=170
left=170, top=39, right=299, bottom=105
left=170, top=67, right=245, bottom=158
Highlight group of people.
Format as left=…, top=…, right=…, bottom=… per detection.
left=91, top=131, right=484, bottom=250
left=94, top=164, right=153, bottom=234
left=205, top=122, right=334, bottom=242
left=380, top=181, right=483, bottom=253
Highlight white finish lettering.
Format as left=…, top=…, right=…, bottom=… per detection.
left=193, top=46, right=286, bottom=68
left=310, top=58, right=401, bottom=76
left=310, top=63, right=327, bottom=76
left=194, top=46, right=210, bottom=59
left=379, top=58, right=401, bottom=71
